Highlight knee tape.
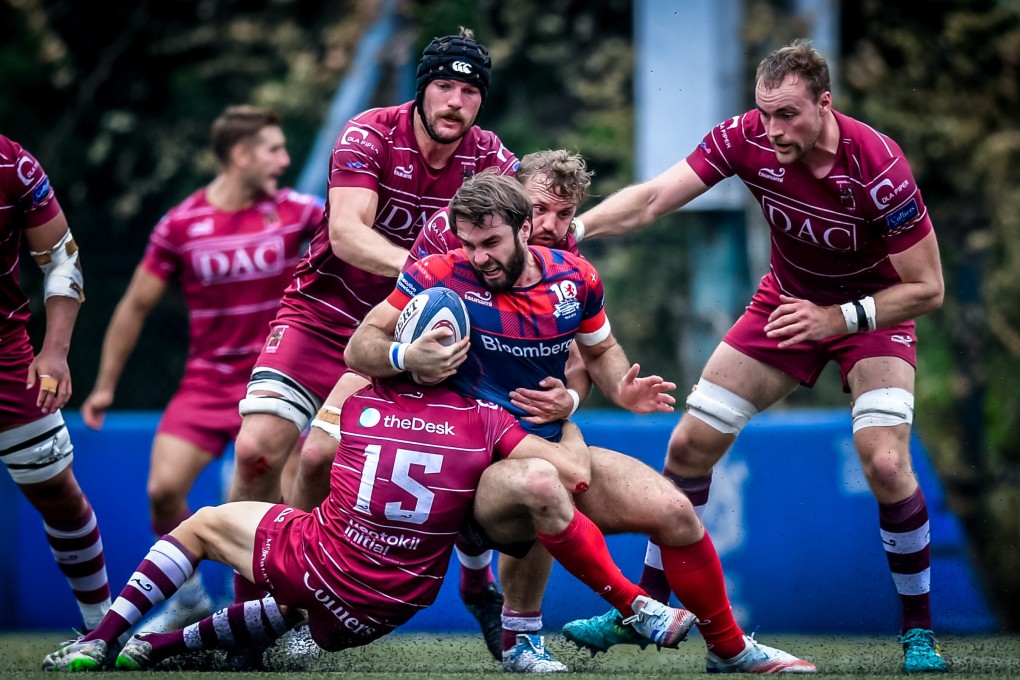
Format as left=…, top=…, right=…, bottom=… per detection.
left=310, top=406, right=342, bottom=442
left=852, top=387, right=914, bottom=433
left=0, top=412, right=74, bottom=484
left=685, top=379, right=757, bottom=435
left=239, top=368, right=321, bottom=432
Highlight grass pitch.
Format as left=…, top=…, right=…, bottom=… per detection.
left=3, top=630, right=1018, bottom=678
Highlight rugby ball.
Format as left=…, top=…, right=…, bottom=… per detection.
left=394, top=287, right=470, bottom=385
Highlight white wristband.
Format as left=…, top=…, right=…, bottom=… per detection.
left=860, top=295, right=878, bottom=331
left=388, top=342, right=409, bottom=371
left=840, top=296, right=877, bottom=334
left=571, top=217, right=585, bottom=243
left=839, top=301, right=859, bottom=333
left=566, top=388, right=581, bottom=417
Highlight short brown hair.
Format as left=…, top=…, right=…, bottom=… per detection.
left=210, top=105, right=281, bottom=165
left=450, top=171, right=531, bottom=236
left=755, top=39, right=830, bottom=102
left=516, top=150, right=593, bottom=208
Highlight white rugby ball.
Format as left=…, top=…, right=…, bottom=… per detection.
left=394, top=287, right=470, bottom=385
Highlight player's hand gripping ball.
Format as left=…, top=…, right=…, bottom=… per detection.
left=395, top=287, right=470, bottom=385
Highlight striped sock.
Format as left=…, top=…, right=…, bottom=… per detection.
left=140, top=597, right=291, bottom=662
left=879, top=486, right=933, bottom=632
left=86, top=536, right=197, bottom=644
left=44, top=501, right=111, bottom=630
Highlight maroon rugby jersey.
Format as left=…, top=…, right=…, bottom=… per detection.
left=405, top=205, right=579, bottom=269
left=306, top=379, right=526, bottom=622
left=687, top=109, right=933, bottom=305
left=277, top=101, right=517, bottom=337
left=0, top=135, right=62, bottom=344
left=141, top=187, right=320, bottom=381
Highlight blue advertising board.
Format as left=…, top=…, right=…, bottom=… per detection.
left=0, top=410, right=997, bottom=634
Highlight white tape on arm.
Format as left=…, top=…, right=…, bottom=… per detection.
left=31, top=230, right=84, bottom=302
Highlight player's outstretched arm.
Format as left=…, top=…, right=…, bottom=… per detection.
left=575, top=159, right=709, bottom=240
left=578, top=333, right=676, bottom=414
left=82, top=266, right=168, bottom=428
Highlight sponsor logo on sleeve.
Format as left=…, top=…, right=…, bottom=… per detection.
left=31, top=177, right=50, bottom=203
left=885, top=198, right=919, bottom=231
left=16, top=157, right=37, bottom=185
left=340, top=126, right=378, bottom=153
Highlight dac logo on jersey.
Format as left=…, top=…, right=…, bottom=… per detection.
left=359, top=407, right=382, bottom=428
left=758, top=168, right=785, bottom=183
left=193, top=235, right=285, bottom=283
left=394, top=163, right=413, bottom=180
left=551, top=281, right=580, bottom=319
left=187, top=219, right=215, bottom=237
left=762, top=195, right=856, bottom=252
left=376, top=197, right=428, bottom=237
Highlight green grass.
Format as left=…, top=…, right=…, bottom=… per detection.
left=7, top=631, right=1020, bottom=678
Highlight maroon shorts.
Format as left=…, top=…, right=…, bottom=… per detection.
left=723, top=275, right=917, bottom=390
left=0, top=334, right=52, bottom=428
left=156, top=374, right=247, bottom=457
left=252, top=322, right=350, bottom=403
left=252, top=504, right=397, bottom=651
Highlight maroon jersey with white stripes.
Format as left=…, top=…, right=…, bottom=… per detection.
left=687, top=109, right=932, bottom=305
left=277, top=101, right=517, bottom=338
left=0, top=135, right=62, bottom=341
left=141, top=187, right=320, bottom=379
left=302, top=379, right=525, bottom=622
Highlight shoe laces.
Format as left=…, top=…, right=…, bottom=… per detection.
left=900, top=629, right=935, bottom=646
left=622, top=597, right=665, bottom=628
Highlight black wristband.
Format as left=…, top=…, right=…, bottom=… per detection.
left=852, top=300, right=868, bottom=333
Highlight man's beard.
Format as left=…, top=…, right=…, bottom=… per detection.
left=478, top=243, right=527, bottom=293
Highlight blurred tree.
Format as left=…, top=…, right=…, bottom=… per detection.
left=837, top=0, right=1020, bottom=628
left=2, top=0, right=382, bottom=408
